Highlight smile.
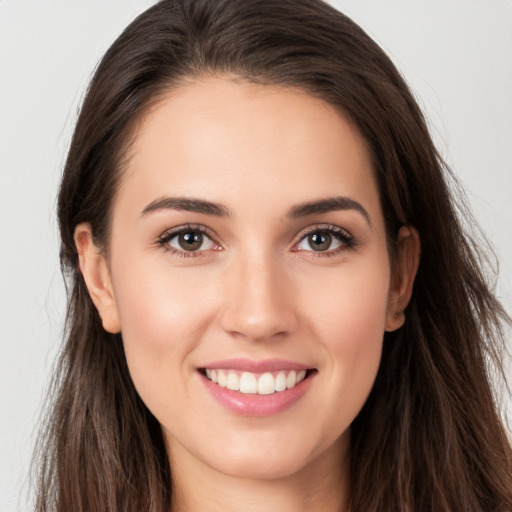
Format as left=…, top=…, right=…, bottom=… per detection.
left=203, top=369, right=308, bottom=395
left=198, top=359, right=316, bottom=416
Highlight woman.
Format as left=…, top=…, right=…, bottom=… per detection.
left=34, top=0, right=512, bottom=510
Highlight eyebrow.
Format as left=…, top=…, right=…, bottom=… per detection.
left=141, top=195, right=371, bottom=226
left=141, top=197, right=231, bottom=217
left=288, top=196, right=372, bottom=226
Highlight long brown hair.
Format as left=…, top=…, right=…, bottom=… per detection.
left=34, top=1, right=512, bottom=510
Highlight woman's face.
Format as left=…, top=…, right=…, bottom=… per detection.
left=79, top=77, right=411, bottom=481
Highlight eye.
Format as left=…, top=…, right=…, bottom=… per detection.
left=157, top=225, right=220, bottom=255
left=303, top=232, right=337, bottom=252
left=292, top=225, right=355, bottom=255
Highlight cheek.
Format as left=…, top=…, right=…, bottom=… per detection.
left=302, top=253, right=390, bottom=336
left=109, top=252, right=220, bottom=404
left=301, top=255, right=390, bottom=410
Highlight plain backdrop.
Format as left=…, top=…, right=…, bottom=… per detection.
left=1, top=1, right=511, bottom=510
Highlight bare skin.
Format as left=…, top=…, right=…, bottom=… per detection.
left=75, top=77, right=420, bottom=512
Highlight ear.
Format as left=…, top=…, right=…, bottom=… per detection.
left=74, top=223, right=121, bottom=333
left=385, top=226, right=421, bottom=332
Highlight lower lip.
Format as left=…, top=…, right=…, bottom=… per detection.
left=199, top=371, right=315, bottom=417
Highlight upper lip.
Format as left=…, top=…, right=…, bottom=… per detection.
left=200, top=358, right=313, bottom=373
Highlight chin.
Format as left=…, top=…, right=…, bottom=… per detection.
left=207, top=449, right=310, bottom=481
left=197, top=426, right=347, bottom=482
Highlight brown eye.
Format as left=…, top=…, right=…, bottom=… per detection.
left=178, top=231, right=204, bottom=251
left=307, top=232, right=332, bottom=251
left=159, top=226, right=219, bottom=255
left=293, top=226, right=354, bottom=255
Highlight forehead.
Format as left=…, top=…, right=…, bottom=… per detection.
left=115, top=77, right=382, bottom=226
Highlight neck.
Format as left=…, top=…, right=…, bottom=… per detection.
left=168, top=434, right=349, bottom=512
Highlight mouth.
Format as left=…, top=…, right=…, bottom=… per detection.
left=197, top=358, right=317, bottom=416
left=198, top=368, right=316, bottom=395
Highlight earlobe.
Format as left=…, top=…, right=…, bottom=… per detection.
left=385, top=226, right=421, bottom=332
left=74, top=223, right=121, bottom=333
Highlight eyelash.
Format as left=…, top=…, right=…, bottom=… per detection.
left=156, top=223, right=357, bottom=258
left=156, top=224, right=220, bottom=258
left=291, top=224, right=357, bottom=257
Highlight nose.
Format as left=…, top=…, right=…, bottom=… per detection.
left=219, top=252, right=298, bottom=342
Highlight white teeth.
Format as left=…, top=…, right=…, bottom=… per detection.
left=239, top=372, right=258, bottom=394
left=286, top=370, right=297, bottom=389
left=205, top=368, right=309, bottom=394
left=275, top=371, right=287, bottom=392
left=257, top=372, right=275, bottom=395
left=217, top=370, right=227, bottom=388
left=226, top=372, right=240, bottom=391
left=205, top=369, right=218, bottom=383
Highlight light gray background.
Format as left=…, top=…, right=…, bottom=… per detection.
left=1, top=1, right=511, bottom=510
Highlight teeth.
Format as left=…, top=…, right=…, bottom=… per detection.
left=286, top=370, right=297, bottom=389
left=275, top=371, right=287, bottom=392
left=217, top=370, right=227, bottom=388
left=257, top=372, right=275, bottom=395
left=204, top=368, right=309, bottom=395
left=240, top=372, right=258, bottom=393
left=226, top=372, right=240, bottom=391
left=208, top=369, right=218, bottom=383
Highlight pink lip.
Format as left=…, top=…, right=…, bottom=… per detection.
left=201, top=358, right=312, bottom=373
left=197, top=360, right=316, bottom=417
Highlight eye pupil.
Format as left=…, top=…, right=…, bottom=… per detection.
left=308, top=232, right=331, bottom=251
left=179, top=232, right=203, bottom=251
